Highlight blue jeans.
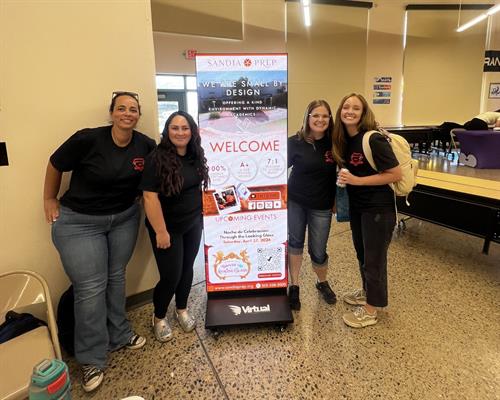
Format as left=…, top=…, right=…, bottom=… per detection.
left=52, top=203, right=140, bottom=368
left=288, top=199, right=332, bottom=267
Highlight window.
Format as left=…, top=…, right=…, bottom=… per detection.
left=156, top=74, right=198, bottom=133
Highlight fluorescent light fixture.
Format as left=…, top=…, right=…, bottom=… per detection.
left=457, top=3, right=500, bottom=32
left=301, top=0, right=311, bottom=6
left=487, top=3, right=500, bottom=15
left=303, top=5, right=311, bottom=27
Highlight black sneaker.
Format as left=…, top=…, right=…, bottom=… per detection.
left=316, top=281, right=337, bottom=304
left=81, top=365, right=104, bottom=392
left=126, top=333, right=146, bottom=350
left=288, top=285, right=301, bottom=310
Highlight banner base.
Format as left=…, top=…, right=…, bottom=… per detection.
left=205, top=289, right=293, bottom=330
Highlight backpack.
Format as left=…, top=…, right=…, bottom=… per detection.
left=0, top=311, right=47, bottom=344
left=362, top=130, right=418, bottom=204
left=56, top=285, right=75, bottom=356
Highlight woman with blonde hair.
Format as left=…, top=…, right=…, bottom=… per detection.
left=287, top=100, right=337, bottom=310
left=333, top=93, right=401, bottom=328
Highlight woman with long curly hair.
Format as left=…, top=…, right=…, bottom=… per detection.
left=139, top=111, right=209, bottom=342
left=334, top=93, right=401, bottom=328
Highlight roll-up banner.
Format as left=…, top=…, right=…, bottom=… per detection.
left=196, top=53, right=288, bottom=294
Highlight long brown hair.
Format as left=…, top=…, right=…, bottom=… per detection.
left=153, top=111, right=209, bottom=196
left=297, top=100, right=334, bottom=141
left=331, top=93, right=377, bottom=166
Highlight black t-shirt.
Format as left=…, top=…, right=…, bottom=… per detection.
left=139, top=152, right=203, bottom=233
left=50, top=126, right=156, bottom=215
left=345, top=131, right=399, bottom=213
left=287, top=134, right=337, bottom=210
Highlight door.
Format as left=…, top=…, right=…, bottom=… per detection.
left=157, top=90, right=186, bottom=134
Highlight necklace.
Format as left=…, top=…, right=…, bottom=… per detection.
left=111, top=127, right=133, bottom=147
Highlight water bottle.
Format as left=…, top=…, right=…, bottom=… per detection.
left=29, top=359, right=71, bottom=400
left=336, top=168, right=348, bottom=188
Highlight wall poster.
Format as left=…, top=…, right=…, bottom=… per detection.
left=196, top=53, right=288, bottom=292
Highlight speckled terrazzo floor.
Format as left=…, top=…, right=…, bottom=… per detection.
left=66, top=218, right=500, bottom=400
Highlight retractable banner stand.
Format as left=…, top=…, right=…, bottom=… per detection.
left=196, top=53, right=292, bottom=330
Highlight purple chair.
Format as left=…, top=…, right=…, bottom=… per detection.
left=453, top=129, right=500, bottom=169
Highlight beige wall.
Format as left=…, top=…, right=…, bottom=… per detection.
left=286, top=2, right=368, bottom=130
left=403, top=9, right=487, bottom=125
left=152, top=0, right=243, bottom=39
left=365, top=2, right=406, bottom=126
left=0, top=0, right=160, bottom=304
left=153, top=1, right=400, bottom=127
left=153, top=0, right=369, bottom=131
left=153, top=0, right=499, bottom=127
left=154, top=0, right=286, bottom=73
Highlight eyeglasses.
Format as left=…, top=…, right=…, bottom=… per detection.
left=112, top=91, right=139, bottom=101
left=309, top=113, right=330, bottom=120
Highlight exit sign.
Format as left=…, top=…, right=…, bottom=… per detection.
left=185, top=49, right=197, bottom=60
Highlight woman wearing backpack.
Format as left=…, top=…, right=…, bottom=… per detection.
left=333, top=93, right=401, bottom=328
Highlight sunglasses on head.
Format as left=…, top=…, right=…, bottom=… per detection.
left=112, top=91, right=139, bottom=101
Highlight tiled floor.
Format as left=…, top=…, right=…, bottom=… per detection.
left=66, top=217, right=500, bottom=400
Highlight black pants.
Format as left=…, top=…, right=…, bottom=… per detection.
left=146, top=219, right=203, bottom=319
left=350, top=210, right=396, bottom=307
left=463, top=118, right=488, bottom=131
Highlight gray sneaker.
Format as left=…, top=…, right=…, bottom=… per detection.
left=175, top=309, right=196, bottom=332
left=152, top=314, right=173, bottom=342
left=343, top=288, right=367, bottom=305
left=342, top=306, right=377, bottom=328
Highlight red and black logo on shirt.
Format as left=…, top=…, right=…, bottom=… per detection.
left=132, top=158, right=145, bottom=171
left=350, top=152, right=364, bottom=166
left=324, top=150, right=334, bottom=164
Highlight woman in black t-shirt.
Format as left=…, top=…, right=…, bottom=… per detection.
left=43, top=92, right=155, bottom=392
left=287, top=100, right=337, bottom=310
left=333, top=93, right=402, bottom=329
left=140, top=111, right=209, bottom=343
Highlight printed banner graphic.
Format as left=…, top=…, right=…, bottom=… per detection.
left=373, top=98, right=390, bottom=104
left=373, top=84, right=391, bottom=90
left=196, top=54, right=288, bottom=292
left=484, top=50, right=500, bottom=72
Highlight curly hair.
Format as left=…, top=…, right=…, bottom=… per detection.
left=153, top=111, right=209, bottom=196
left=331, top=93, right=377, bottom=166
left=297, top=99, right=334, bottom=142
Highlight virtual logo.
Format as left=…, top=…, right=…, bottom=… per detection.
left=228, top=304, right=271, bottom=316
left=228, top=305, right=242, bottom=316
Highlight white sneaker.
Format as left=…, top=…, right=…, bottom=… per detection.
left=343, top=288, right=367, bottom=306
left=342, top=306, right=377, bottom=328
left=152, top=314, right=173, bottom=342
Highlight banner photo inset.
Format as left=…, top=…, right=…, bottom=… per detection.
left=196, top=53, right=288, bottom=292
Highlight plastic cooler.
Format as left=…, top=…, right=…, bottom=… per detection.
left=29, top=359, right=71, bottom=400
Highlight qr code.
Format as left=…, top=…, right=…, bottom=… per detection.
left=257, top=247, right=283, bottom=272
